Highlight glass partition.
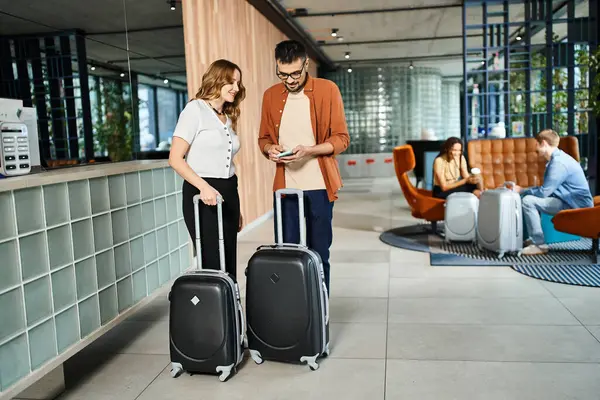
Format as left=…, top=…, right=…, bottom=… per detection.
left=0, top=2, right=132, bottom=168
left=462, top=0, right=597, bottom=177
left=323, top=66, right=461, bottom=154
left=122, top=1, right=187, bottom=157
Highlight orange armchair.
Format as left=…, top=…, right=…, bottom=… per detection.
left=552, top=196, right=600, bottom=263
left=393, top=145, right=446, bottom=233
left=467, top=136, right=580, bottom=189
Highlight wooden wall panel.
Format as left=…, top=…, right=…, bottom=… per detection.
left=182, top=0, right=317, bottom=227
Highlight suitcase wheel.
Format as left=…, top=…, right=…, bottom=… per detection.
left=300, top=354, right=320, bottom=371
left=170, top=362, right=183, bottom=378
left=216, top=364, right=235, bottom=382
left=250, top=350, right=263, bottom=365
left=322, top=344, right=330, bottom=358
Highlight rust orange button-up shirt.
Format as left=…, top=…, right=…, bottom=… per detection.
left=257, top=75, right=350, bottom=201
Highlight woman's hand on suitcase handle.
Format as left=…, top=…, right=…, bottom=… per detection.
left=198, top=183, right=222, bottom=206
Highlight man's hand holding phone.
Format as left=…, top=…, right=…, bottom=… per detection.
left=277, top=148, right=297, bottom=164
left=277, top=149, right=294, bottom=158
left=266, top=144, right=314, bottom=164
left=266, top=144, right=284, bottom=162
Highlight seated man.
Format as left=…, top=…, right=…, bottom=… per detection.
left=510, top=129, right=593, bottom=255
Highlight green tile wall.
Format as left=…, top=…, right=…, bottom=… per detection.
left=43, top=183, right=69, bottom=227
left=51, top=266, right=76, bottom=312
left=47, top=225, right=73, bottom=270
left=0, top=167, right=189, bottom=392
left=0, top=289, right=25, bottom=344
left=55, top=306, right=78, bottom=353
left=14, top=187, right=44, bottom=235
left=28, top=319, right=57, bottom=370
left=0, top=192, right=16, bottom=241
left=68, top=180, right=91, bottom=220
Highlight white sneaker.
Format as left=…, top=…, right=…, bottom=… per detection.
left=521, top=244, right=549, bottom=256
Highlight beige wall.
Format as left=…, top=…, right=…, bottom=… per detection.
left=182, top=0, right=318, bottom=227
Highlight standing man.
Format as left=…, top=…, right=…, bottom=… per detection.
left=510, top=129, right=593, bottom=255
left=258, top=40, right=349, bottom=293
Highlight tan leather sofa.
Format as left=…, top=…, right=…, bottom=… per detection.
left=467, top=136, right=580, bottom=189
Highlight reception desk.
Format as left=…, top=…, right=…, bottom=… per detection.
left=0, top=161, right=191, bottom=399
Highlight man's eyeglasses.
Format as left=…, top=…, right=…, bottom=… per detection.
left=276, top=59, right=307, bottom=80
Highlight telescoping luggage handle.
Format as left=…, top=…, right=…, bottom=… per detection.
left=500, top=181, right=521, bottom=238
left=275, top=189, right=329, bottom=324
left=275, top=188, right=307, bottom=247
left=192, top=194, right=246, bottom=346
left=192, top=194, right=226, bottom=272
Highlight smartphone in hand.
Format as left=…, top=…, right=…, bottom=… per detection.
left=277, top=150, right=294, bottom=158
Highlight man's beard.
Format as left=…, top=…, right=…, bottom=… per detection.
left=285, top=75, right=307, bottom=93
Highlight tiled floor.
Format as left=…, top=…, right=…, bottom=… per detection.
left=21, top=178, right=600, bottom=399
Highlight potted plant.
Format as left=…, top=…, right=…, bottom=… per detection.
left=93, top=80, right=134, bottom=162
left=589, top=47, right=600, bottom=119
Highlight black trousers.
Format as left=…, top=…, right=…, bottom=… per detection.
left=182, top=176, right=240, bottom=279
left=433, top=183, right=478, bottom=199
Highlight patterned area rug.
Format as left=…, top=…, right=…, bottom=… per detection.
left=512, top=264, right=600, bottom=287
left=379, top=224, right=597, bottom=267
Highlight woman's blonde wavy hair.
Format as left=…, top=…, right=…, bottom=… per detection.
left=194, top=59, right=246, bottom=131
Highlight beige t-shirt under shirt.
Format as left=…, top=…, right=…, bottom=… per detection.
left=278, top=90, right=326, bottom=191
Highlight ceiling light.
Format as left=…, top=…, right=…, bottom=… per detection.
left=331, top=29, right=338, bottom=37
left=120, top=72, right=125, bottom=77
left=337, top=36, right=344, bottom=42
left=169, top=0, right=176, bottom=10
left=347, top=67, right=352, bottom=73
left=90, top=66, right=96, bottom=71
left=344, top=52, right=350, bottom=59
left=516, top=35, right=522, bottom=41
left=287, top=8, right=308, bottom=17
left=164, top=78, right=169, bottom=84
left=409, top=62, right=414, bottom=70
left=481, top=61, right=485, bottom=65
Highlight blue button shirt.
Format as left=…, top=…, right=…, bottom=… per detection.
left=523, top=149, right=593, bottom=209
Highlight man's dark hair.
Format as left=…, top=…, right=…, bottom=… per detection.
left=275, top=40, right=307, bottom=64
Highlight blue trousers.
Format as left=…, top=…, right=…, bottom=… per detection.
left=273, top=189, right=334, bottom=293
left=522, top=195, right=567, bottom=245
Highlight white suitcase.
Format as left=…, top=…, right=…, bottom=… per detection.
left=444, top=192, right=479, bottom=243
left=476, top=188, right=523, bottom=258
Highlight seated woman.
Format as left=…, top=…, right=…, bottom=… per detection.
left=432, top=137, right=483, bottom=199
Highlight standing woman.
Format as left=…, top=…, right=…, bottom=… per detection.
left=169, top=59, right=246, bottom=280
left=432, top=136, right=483, bottom=199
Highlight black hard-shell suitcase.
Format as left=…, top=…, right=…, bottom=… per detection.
left=168, top=194, right=245, bottom=382
left=246, top=188, right=330, bottom=371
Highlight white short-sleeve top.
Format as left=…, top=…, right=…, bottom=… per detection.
left=172, top=99, right=241, bottom=179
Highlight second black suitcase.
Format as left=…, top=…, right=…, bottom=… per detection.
left=168, top=194, right=245, bottom=382
left=246, top=188, right=330, bottom=371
